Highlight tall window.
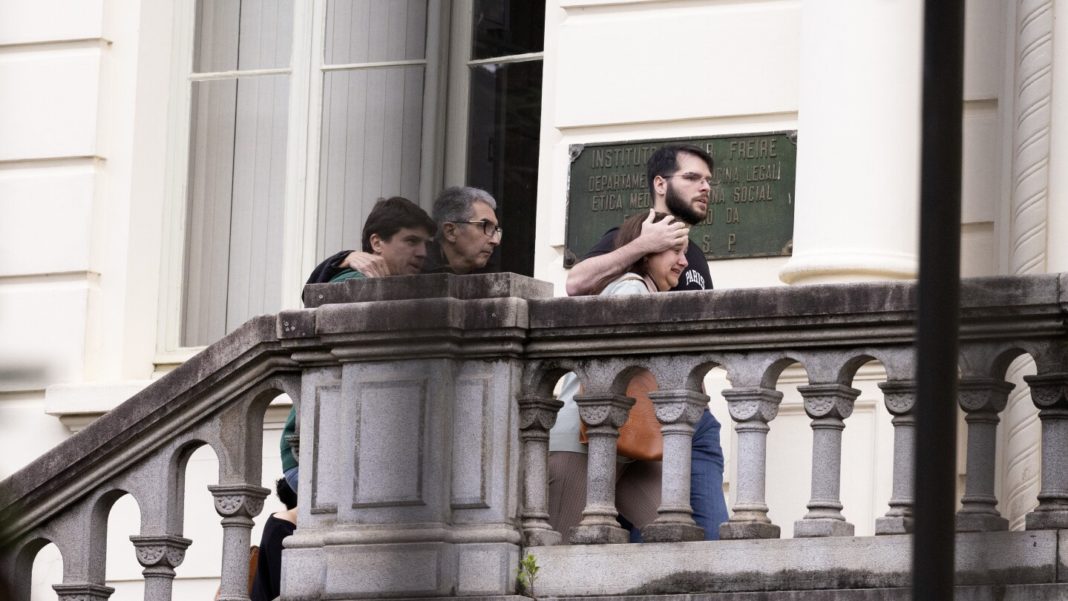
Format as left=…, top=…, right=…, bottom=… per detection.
left=182, top=0, right=293, bottom=347
left=465, top=0, right=544, bottom=276
left=170, top=0, right=544, bottom=350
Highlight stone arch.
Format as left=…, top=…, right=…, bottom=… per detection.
left=213, top=376, right=297, bottom=485
left=10, top=535, right=60, bottom=601
left=522, top=359, right=589, bottom=398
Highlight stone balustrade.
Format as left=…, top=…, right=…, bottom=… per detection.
left=1, top=273, right=1067, bottom=600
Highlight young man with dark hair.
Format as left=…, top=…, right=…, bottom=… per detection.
left=306, top=187, right=501, bottom=284
left=566, top=144, right=715, bottom=296
left=317, top=196, right=437, bottom=283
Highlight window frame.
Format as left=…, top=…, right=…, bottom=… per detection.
left=156, top=0, right=453, bottom=363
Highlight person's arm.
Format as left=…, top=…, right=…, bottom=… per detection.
left=565, top=209, right=689, bottom=296
left=339, top=251, right=389, bottom=278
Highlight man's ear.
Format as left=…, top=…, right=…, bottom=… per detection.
left=369, top=233, right=384, bottom=253
left=442, top=223, right=457, bottom=242
left=653, top=175, right=668, bottom=197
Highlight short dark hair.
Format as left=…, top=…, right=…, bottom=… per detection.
left=432, top=187, right=497, bottom=240
left=361, top=196, right=437, bottom=252
left=613, top=211, right=679, bottom=277
left=646, top=144, right=714, bottom=197
left=275, top=477, right=297, bottom=509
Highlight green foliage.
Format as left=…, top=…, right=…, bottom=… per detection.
left=516, top=553, right=540, bottom=599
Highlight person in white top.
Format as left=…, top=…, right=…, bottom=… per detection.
left=550, top=211, right=723, bottom=542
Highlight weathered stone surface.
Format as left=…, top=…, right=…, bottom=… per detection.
left=303, top=272, right=552, bottom=308
left=529, top=531, right=1057, bottom=597
left=535, top=583, right=1068, bottom=601
left=5, top=272, right=1068, bottom=601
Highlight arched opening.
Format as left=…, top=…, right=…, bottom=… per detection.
left=172, top=441, right=222, bottom=600
left=103, top=492, right=142, bottom=598
left=992, top=350, right=1039, bottom=531
left=27, top=539, right=61, bottom=601
left=700, top=365, right=733, bottom=520
left=760, top=358, right=810, bottom=538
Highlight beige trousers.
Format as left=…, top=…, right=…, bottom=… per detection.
left=547, top=451, right=662, bottom=539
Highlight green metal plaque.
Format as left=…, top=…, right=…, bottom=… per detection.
left=564, top=132, right=797, bottom=266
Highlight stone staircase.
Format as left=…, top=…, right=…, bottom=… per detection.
left=2, top=273, right=1067, bottom=600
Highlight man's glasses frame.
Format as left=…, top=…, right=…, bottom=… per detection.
left=659, top=172, right=714, bottom=186
left=451, top=219, right=503, bottom=238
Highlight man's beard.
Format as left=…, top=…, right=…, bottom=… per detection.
left=665, top=183, right=706, bottom=225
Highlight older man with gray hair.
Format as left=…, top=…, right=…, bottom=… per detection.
left=306, top=186, right=502, bottom=284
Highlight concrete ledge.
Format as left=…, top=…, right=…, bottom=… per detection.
left=528, top=531, right=1058, bottom=597
left=303, top=272, right=552, bottom=308
left=539, top=583, right=1068, bottom=601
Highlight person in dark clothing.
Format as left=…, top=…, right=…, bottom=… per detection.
left=305, top=187, right=501, bottom=287
left=250, top=478, right=298, bottom=601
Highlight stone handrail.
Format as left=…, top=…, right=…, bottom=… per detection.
left=1, top=272, right=1066, bottom=600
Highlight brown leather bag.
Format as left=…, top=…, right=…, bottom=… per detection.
left=580, top=369, right=663, bottom=461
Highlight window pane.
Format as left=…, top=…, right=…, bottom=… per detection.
left=465, top=61, right=542, bottom=276
left=194, top=0, right=294, bottom=72
left=182, top=75, right=290, bottom=347
left=472, top=0, right=544, bottom=60
left=316, top=67, right=426, bottom=259
left=324, top=0, right=428, bottom=65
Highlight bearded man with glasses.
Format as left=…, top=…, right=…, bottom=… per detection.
left=306, top=186, right=502, bottom=286
left=565, top=144, right=715, bottom=296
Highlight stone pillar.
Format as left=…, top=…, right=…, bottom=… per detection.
left=794, top=383, right=861, bottom=537
left=53, top=584, right=115, bottom=600
left=209, top=484, right=268, bottom=601
left=956, top=378, right=1013, bottom=531
left=641, top=389, right=709, bottom=543
left=517, top=394, right=564, bottom=546
left=875, top=380, right=917, bottom=534
left=1022, top=373, right=1068, bottom=529
left=569, top=393, right=634, bottom=544
left=130, top=535, right=192, bottom=601
left=779, top=0, right=922, bottom=285
left=719, top=387, right=783, bottom=539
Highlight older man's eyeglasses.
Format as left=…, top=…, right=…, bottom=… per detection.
left=661, top=172, right=714, bottom=186
left=452, top=219, right=503, bottom=238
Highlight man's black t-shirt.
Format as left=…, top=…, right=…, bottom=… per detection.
left=583, top=227, right=712, bottom=292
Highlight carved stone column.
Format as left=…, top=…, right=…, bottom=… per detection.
left=517, top=393, right=564, bottom=546
left=875, top=380, right=916, bottom=534
left=209, top=484, right=269, bottom=601
left=641, top=389, right=709, bottom=543
left=53, top=584, right=115, bottom=600
left=1022, top=373, right=1068, bottom=529
left=569, top=393, right=634, bottom=544
left=956, top=378, right=1013, bottom=531
left=719, top=387, right=783, bottom=540
left=794, top=383, right=861, bottom=537
left=130, top=535, right=192, bottom=601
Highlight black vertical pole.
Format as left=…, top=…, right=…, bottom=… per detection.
left=914, top=1, right=965, bottom=600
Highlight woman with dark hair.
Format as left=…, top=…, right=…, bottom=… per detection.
left=548, top=211, right=728, bottom=542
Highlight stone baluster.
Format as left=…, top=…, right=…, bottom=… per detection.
left=720, top=387, right=783, bottom=539
left=875, top=380, right=916, bottom=534
left=517, top=393, right=564, bottom=546
left=956, top=377, right=1013, bottom=531
left=209, top=484, right=268, bottom=601
left=794, top=383, right=861, bottom=537
left=129, top=535, right=192, bottom=601
left=53, top=584, right=115, bottom=601
left=641, top=389, right=709, bottom=542
left=1022, top=373, right=1068, bottom=529
left=569, top=392, right=634, bottom=544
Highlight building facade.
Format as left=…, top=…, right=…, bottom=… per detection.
left=1, top=0, right=1065, bottom=597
